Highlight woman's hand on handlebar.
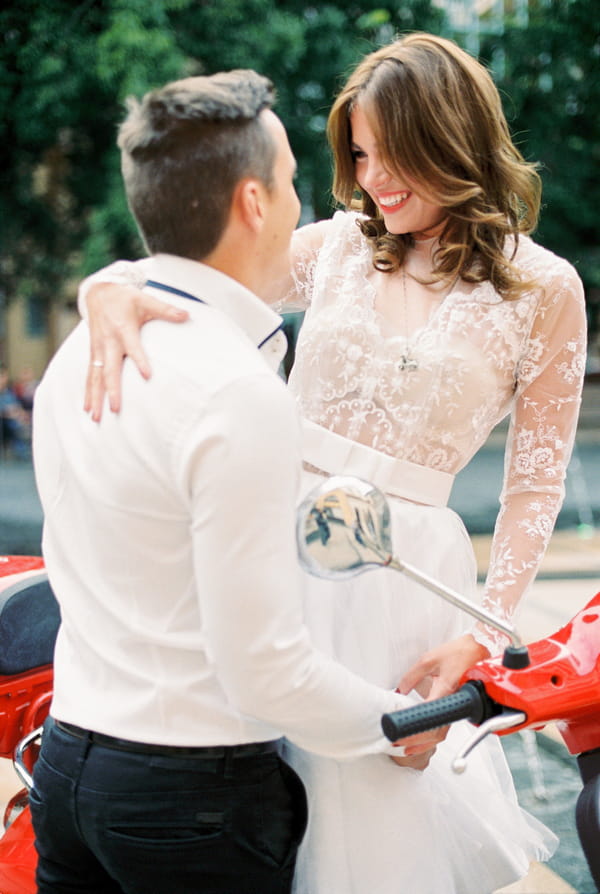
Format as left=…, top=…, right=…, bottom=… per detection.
left=84, top=282, right=189, bottom=421
left=398, top=633, right=490, bottom=702
left=395, top=633, right=490, bottom=753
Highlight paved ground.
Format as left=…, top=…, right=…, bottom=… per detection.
left=1, top=382, right=599, bottom=892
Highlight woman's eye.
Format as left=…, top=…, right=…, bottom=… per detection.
left=351, top=149, right=366, bottom=161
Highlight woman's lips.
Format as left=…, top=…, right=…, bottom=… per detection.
left=377, top=190, right=411, bottom=212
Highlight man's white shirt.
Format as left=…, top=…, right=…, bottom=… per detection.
left=35, top=254, right=408, bottom=758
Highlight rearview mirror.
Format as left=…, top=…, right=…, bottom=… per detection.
left=296, top=475, right=394, bottom=579
left=296, top=476, right=529, bottom=668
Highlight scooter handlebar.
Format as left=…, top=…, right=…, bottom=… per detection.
left=382, top=681, right=491, bottom=742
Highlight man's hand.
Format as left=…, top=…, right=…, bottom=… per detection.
left=390, top=742, right=438, bottom=770
left=84, top=283, right=188, bottom=421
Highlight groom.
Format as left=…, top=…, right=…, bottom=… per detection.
left=31, top=69, right=409, bottom=893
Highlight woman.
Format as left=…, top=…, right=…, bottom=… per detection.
left=79, top=34, right=585, bottom=894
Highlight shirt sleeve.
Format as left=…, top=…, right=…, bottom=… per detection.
left=77, top=258, right=152, bottom=319
left=474, top=261, right=587, bottom=654
left=175, top=371, right=410, bottom=758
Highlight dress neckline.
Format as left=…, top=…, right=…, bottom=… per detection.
left=368, top=267, right=460, bottom=342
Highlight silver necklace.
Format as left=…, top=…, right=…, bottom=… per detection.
left=398, top=269, right=419, bottom=372
left=397, top=268, right=459, bottom=372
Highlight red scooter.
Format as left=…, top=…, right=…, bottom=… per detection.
left=0, top=554, right=59, bottom=894
left=297, top=475, right=600, bottom=890
left=380, top=594, right=600, bottom=889
left=1, top=474, right=599, bottom=892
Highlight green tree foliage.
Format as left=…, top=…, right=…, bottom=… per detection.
left=0, top=0, right=443, bottom=308
left=1, top=0, right=598, bottom=333
left=480, top=0, right=600, bottom=308
left=168, top=0, right=445, bottom=220
left=1, top=0, right=193, bottom=303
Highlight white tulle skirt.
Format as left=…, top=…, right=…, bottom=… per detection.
left=284, top=469, right=557, bottom=894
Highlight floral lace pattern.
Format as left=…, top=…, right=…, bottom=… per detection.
left=283, top=212, right=587, bottom=653
left=82, top=213, right=586, bottom=657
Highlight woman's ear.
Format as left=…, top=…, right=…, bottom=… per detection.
left=232, top=177, right=267, bottom=234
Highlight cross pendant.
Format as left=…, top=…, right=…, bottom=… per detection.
left=398, top=354, right=418, bottom=372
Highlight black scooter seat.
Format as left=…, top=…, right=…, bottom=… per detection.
left=0, top=574, right=60, bottom=675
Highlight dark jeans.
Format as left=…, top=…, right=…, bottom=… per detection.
left=30, top=719, right=307, bottom=894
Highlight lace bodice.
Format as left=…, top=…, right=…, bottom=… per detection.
left=283, top=211, right=587, bottom=649
left=81, top=211, right=586, bottom=654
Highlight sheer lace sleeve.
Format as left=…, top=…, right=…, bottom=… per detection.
left=77, top=258, right=153, bottom=319
left=474, top=262, right=587, bottom=655
left=274, top=219, right=333, bottom=312
left=78, top=220, right=333, bottom=317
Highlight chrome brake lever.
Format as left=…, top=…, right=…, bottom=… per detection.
left=452, top=710, right=527, bottom=774
left=14, top=725, right=44, bottom=791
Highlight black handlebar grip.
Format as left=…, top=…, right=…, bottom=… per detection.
left=382, top=681, right=488, bottom=742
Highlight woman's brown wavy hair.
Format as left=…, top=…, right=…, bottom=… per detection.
left=327, top=33, right=541, bottom=300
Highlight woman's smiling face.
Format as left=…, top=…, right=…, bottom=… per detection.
left=350, top=103, right=447, bottom=239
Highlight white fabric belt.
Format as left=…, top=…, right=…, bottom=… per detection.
left=302, top=420, right=454, bottom=508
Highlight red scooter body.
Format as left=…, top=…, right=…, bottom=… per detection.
left=382, top=591, right=600, bottom=889
left=0, top=809, right=37, bottom=894
left=0, top=555, right=58, bottom=894
left=464, top=590, right=600, bottom=754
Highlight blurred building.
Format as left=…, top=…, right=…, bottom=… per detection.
left=0, top=291, right=78, bottom=384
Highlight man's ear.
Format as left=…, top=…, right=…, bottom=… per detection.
left=232, top=177, right=267, bottom=234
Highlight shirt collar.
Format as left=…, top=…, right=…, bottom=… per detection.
left=144, top=254, right=284, bottom=351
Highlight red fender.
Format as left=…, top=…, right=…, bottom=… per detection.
left=464, top=592, right=600, bottom=753
left=0, top=808, right=37, bottom=894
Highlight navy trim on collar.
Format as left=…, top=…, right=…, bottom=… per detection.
left=145, top=280, right=207, bottom=304
left=146, top=278, right=283, bottom=350
left=258, top=324, right=284, bottom=349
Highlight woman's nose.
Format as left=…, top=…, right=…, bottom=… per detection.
left=364, top=156, right=389, bottom=189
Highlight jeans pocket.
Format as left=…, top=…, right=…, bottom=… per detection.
left=106, top=808, right=226, bottom=847
left=235, top=756, right=308, bottom=870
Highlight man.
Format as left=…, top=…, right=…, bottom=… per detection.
left=31, top=70, right=409, bottom=894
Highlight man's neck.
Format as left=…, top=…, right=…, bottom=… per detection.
left=202, top=243, right=267, bottom=304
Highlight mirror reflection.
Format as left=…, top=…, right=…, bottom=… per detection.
left=296, top=475, right=394, bottom=579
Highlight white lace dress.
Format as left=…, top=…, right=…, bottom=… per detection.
left=82, top=211, right=586, bottom=894
left=279, top=211, right=586, bottom=894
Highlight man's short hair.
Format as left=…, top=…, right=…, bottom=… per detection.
left=118, top=70, right=277, bottom=259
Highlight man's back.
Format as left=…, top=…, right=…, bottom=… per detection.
left=34, top=267, right=296, bottom=746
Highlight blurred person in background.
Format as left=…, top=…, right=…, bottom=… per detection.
left=0, top=364, right=31, bottom=459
